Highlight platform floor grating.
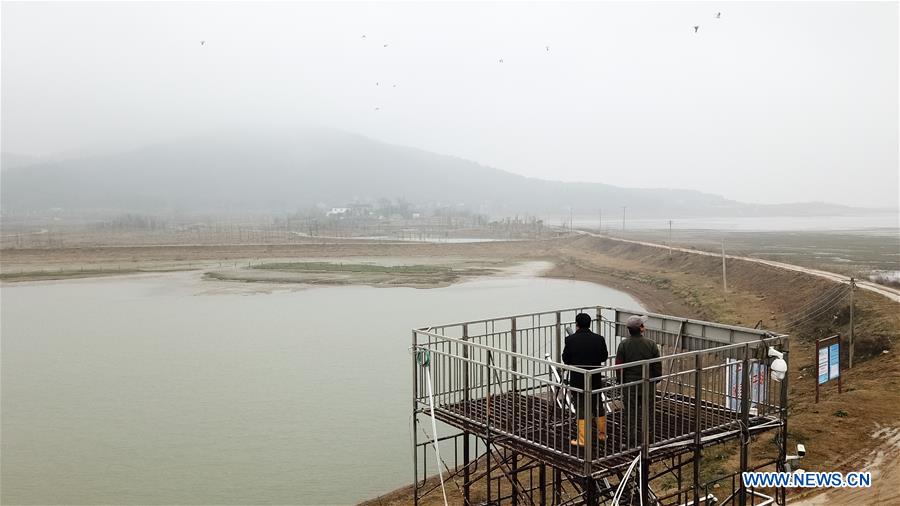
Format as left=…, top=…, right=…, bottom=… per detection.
left=430, top=391, right=778, bottom=478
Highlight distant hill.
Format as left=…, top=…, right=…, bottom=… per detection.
left=0, top=128, right=880, bottom=218
left=1, top=152, right=49, bottom=171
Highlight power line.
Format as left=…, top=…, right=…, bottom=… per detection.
left=782, top=284, right=849, bottom=321
left=777, top=284, right=851, bottom=329
left=783, top=283, right=846, bottom=317
left=784, top=288, right=849, bottom=325
left=783, top=292, right=850, bottom=329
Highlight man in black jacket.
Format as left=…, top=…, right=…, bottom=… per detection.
left=562, top=312, right=609, bottom=445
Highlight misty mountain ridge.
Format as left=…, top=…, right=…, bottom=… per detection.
left=0, top=127, right=885, bottom=218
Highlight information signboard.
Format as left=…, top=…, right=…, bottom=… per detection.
left=815, top=335, right=842, bottom=403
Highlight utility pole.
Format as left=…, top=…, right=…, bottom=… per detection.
left=849, top=278, right=855, bottom=368
left=569, top=207, right=574, bottom=232
left=668, top=220, right=673, bottom=257
left=721, top=239, right=727, bottom=300
left=598, top=209, right=602, bottom=233
left=622, top=206, right=626, bottom=231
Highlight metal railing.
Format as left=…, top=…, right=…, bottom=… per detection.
left=412, top=306, right=789, bottom=478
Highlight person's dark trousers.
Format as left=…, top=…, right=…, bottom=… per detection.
left=575, top=393, right=605, bottom=418
left=622, top=385, right=655, bottom=449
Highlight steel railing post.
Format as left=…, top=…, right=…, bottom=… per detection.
left=739, top=344, right=751, bottom=506
left=486, top=350, right=493, bottom=502
left=511, top=317, right=519, bottom=506
left=778, top=337, right=790, bottom=505
left=693, top=353, right=702, bottom=506
left=554, top=312, right=562, bottom=505
left=583, top=369, right=596, bottom=505
left=462, top=324, right=471, bottom=505
left=555, top=311, right=562, bottom=362
left=412, top=330, right=419, bottom=506
left=641, top=362, right=651, bottom=506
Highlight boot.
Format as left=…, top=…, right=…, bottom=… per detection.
left=570, top=419, right=586, bottom=446
left=595, top=416, right=607, bottom=441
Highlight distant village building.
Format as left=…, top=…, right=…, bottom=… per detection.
left=327, top=207, right=350, bottom=216
left=348, top=203, right=373, bottom=217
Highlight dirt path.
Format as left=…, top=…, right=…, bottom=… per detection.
left=791, top=425, right=900, bottom=505
left=577, top=231, right=900, bottom=303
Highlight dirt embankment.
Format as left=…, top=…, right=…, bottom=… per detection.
left=0, top=240, right=556, bottom=269
left=543, top=235, right=900, bottom=504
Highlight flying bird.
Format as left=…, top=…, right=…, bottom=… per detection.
left=200, top=40, right=206, bottom=46
left=716, top=12, right=721, bottom=18
left=376, top=82, right=379, bottom=86
left=499, top=58, right=504, bottom=63
left=693, top=26, right=699, bottom=33
left=361, top=34, right=367, bottom=38
left=546, top=46, right=550, bottom=51
left=374, top=107, right=380, bottom=111
left=392, top=84, right=396, bottom=88
left=383, top=44, right=388, bottom=47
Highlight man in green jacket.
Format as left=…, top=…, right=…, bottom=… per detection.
left=615, top=315, right=661, bottom=447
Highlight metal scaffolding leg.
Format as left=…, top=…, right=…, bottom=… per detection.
left=539, top=463, right=547, bottom=506
left=553, top=468, right=562, bottom=505
left=463, top=432, right=471, bottom=505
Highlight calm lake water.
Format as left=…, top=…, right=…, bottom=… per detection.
left=1, top=265, right=642, bottom=505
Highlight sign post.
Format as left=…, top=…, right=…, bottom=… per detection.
left=815, top=334, right=842, bottom=403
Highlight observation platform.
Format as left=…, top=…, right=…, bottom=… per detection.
left=411, top=306, right=790, bottom=505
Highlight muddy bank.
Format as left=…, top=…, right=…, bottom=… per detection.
left=202, top=259, right=528, bottom=289
left=0, top=238, right=559, bottom=269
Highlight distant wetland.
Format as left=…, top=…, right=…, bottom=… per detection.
left=205, top=259, right=504, bottom=287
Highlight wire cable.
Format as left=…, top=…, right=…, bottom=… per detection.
left=781, top=284, right=847, bottom=322
left=783, top=292, right=850, bottom=329
left=611, top=454, right=642, bottom=506
left=782, top=284, right=849, bottom=321
left=423, top=363, right=449, bottom=506
left=780, top=287, right=849, bottom=326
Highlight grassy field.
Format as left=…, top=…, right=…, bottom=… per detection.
left=251, top=261, right=453, bottom=274
left=200, top=260, right=501, bottom=287
left=0, top=266, right=193, bottom=282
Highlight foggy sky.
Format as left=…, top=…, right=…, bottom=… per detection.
left=2, top=1, right=897, bottom=208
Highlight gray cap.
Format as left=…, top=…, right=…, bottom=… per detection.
left=625, top=315, right=648, bottom=331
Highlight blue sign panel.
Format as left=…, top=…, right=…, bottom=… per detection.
left=829, top=343, right=840, bottom=379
